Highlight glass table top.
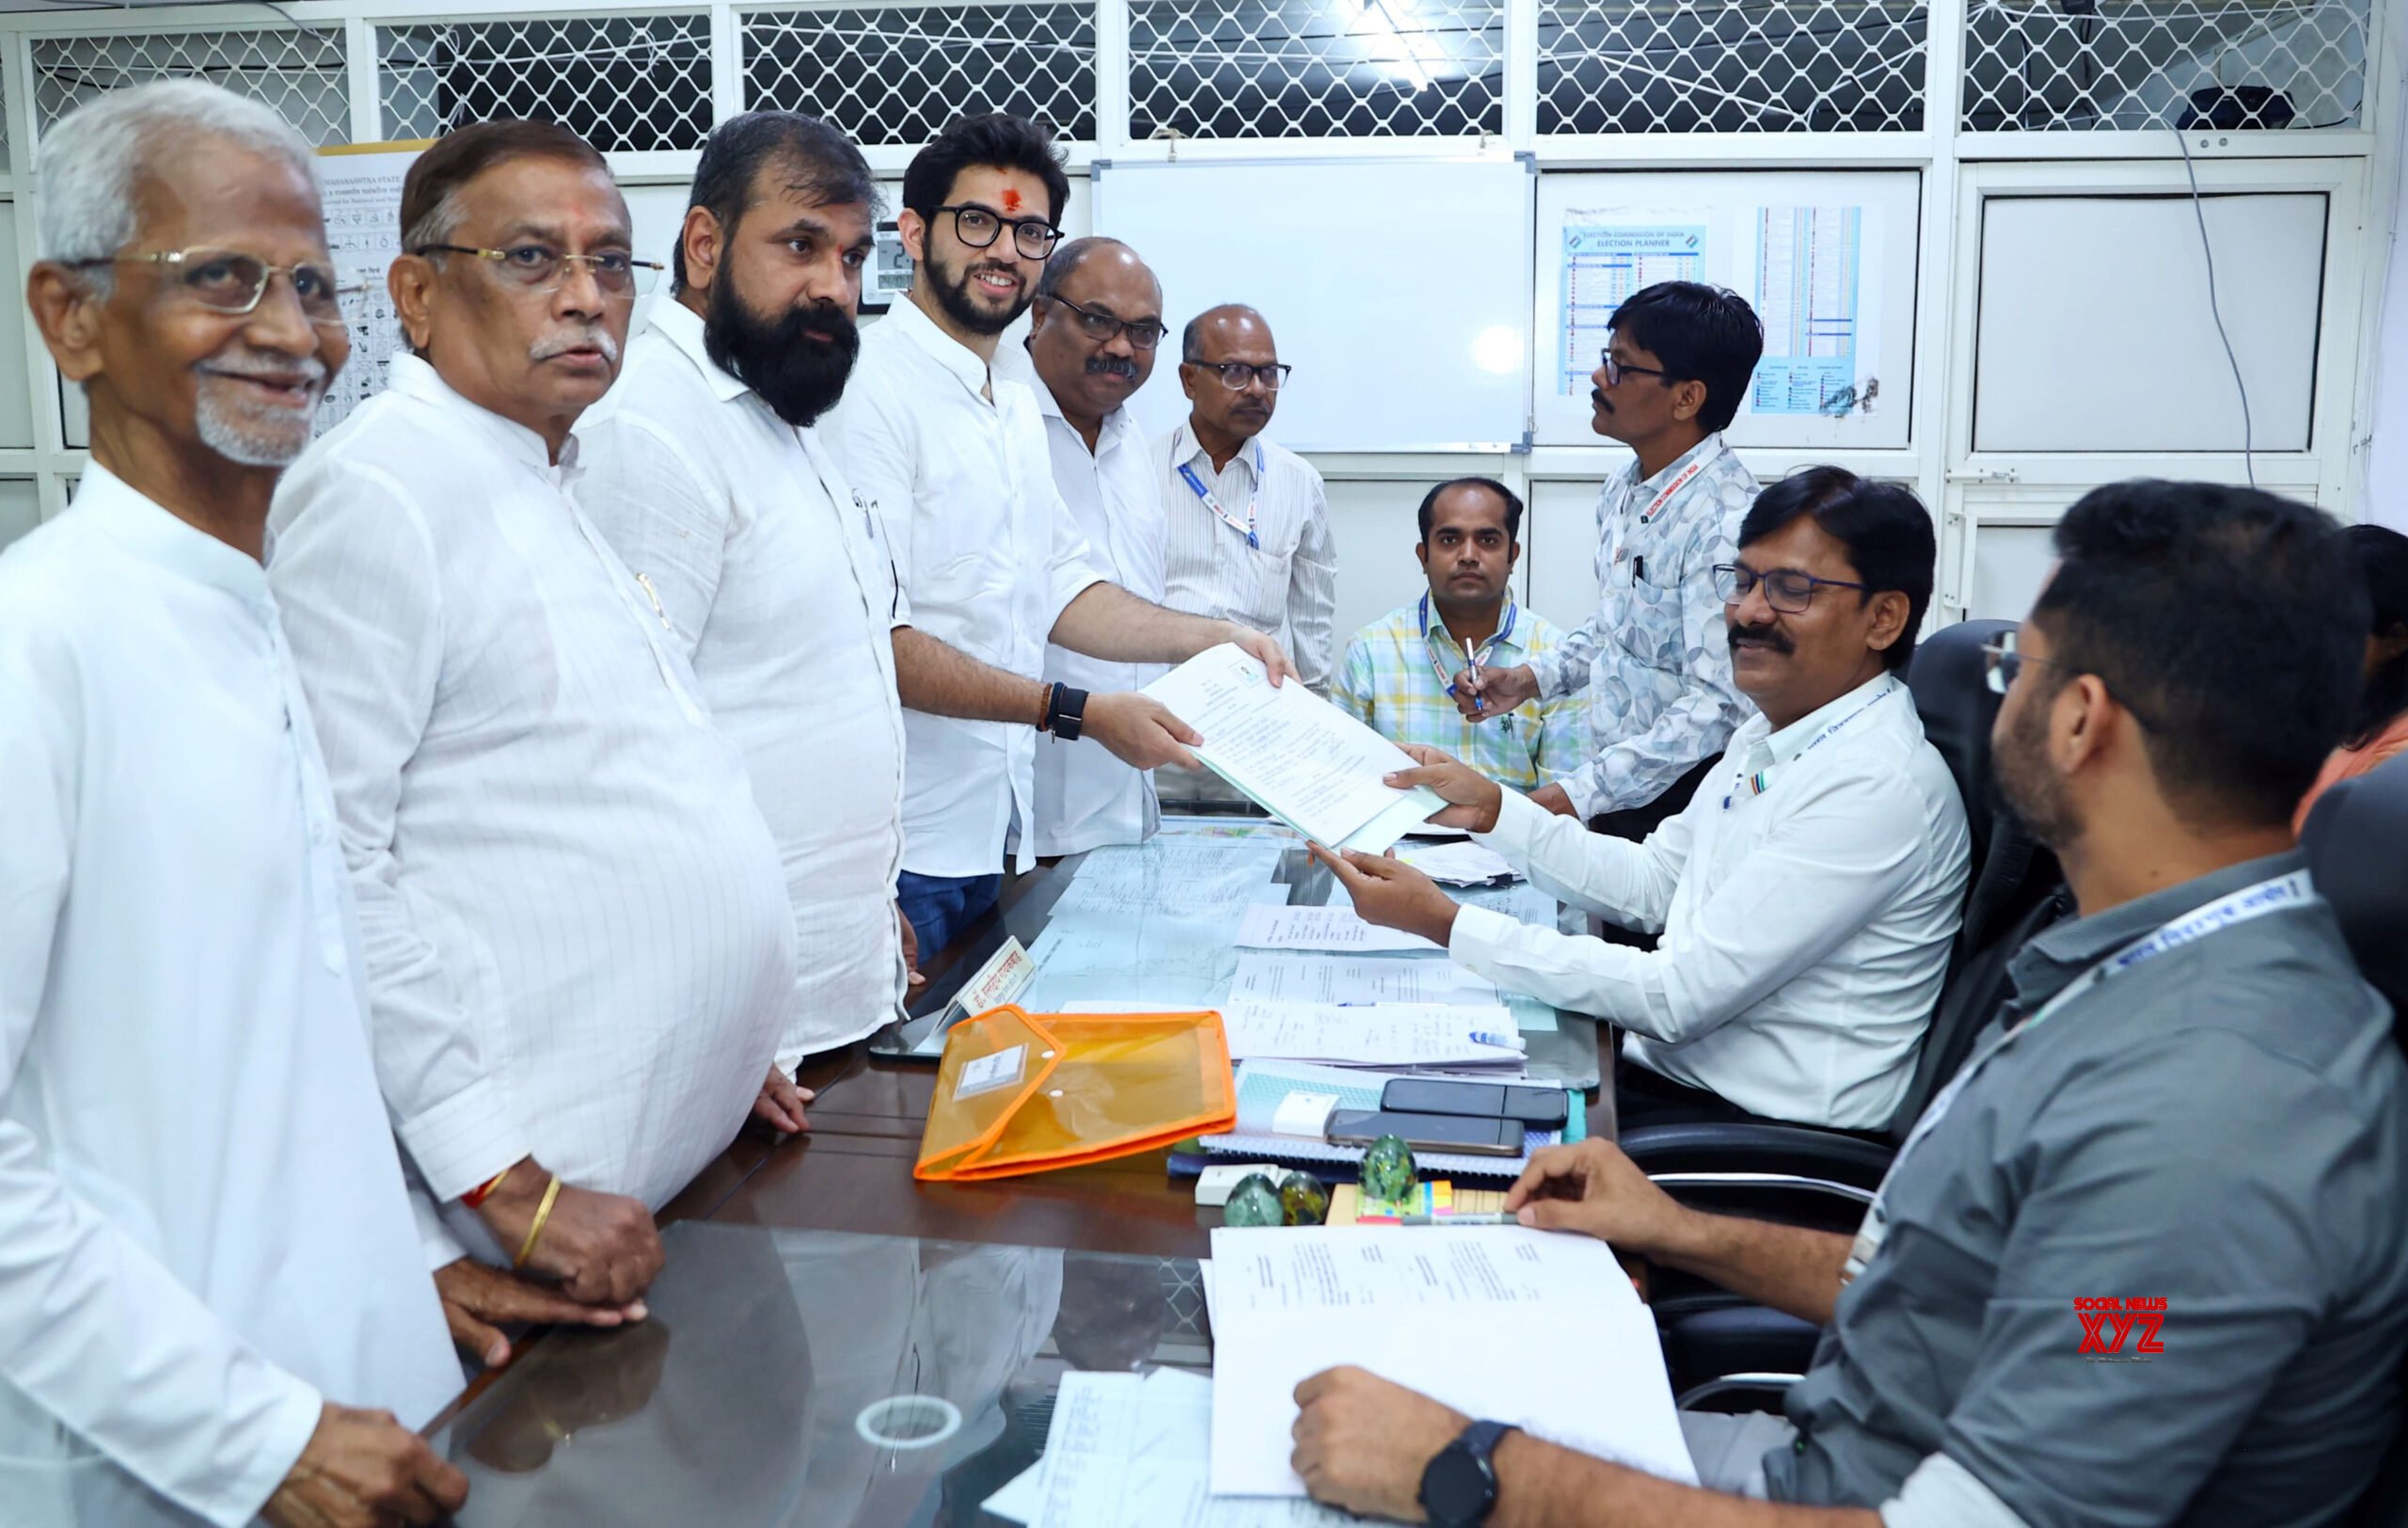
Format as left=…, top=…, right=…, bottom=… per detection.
left=432, top=1220, right=1209, bottom=1527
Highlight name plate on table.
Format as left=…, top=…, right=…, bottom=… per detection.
left=904, top=937, right=1038, bottom=1058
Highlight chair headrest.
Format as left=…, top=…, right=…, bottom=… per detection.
left=2300, top=753, right=2408, bottom=1022
left=1907, top=618, right=2014, bottom=865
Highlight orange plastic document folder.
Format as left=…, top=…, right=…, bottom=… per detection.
left=915, top=1006, right=1236, bottom=1183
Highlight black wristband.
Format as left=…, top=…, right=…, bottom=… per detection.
left=1045, top=683, right=1089, bottom=742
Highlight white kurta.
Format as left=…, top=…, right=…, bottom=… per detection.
left=991, top=342, right=1168, bottom=856
left=823, top=298, right=1106, bottom=877
left=268, top=357, right=795, bottom=1264
left=0, top=467, right=458, bottom=1528
left=577, top=301, right=911, bottom=1067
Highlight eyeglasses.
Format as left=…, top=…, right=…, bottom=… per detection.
left=1980, top=630, right=2075, bottom=696
left=1046, top=295, right=1166, bottom=351
left=1713, top=562, right=1869, bottom=613
left=1600, top=352, right=1676, bottom=388
left=935, top=204, right=1061, bottom=260
left=412, top=243, right=661, bottom=298
left=1189, top=360, right=1293, bottom=392
left=67, top=247, right=355, bottom=329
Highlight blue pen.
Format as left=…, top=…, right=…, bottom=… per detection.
left=1469, top=1031, right=1523, bottom=1049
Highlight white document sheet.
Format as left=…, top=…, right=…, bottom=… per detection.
left=1145, top=645, right=1442, bottom=852
left=1395, top=840, right=1522, bottom=885
left=1231, top=951, right=1501, bottom=1008
left=1218, top=998, right=1521, bottom=1066
left=1235, top=903, right=1441, bottom=953
left=1206, top=1226, right=1698, bottom=1497
left=987, top=1368, right=1351, bottom=1528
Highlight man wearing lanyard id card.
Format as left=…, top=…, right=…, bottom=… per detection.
left=1156, top=304, right=1339, bottom=692
left=1327, top=470, right=1968, bottom=1134
left=1287, top=482, right=2408, bottom=1528
left=1334, top=477, right=1584, bottom=793
left=1455, top=282, right=1763, bottom=841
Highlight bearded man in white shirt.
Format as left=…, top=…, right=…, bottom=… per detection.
left=825, top=112, right=1293, bottom=955
left=270, top=123, right=796, bottom=1306
left=1324, top=470, right=1970, bottom=1133
left=992, top=235, right=1174, bottom=855
left=578, top=113, right=917, bottom=1105
left=0, top=81, right=474, bottom=1528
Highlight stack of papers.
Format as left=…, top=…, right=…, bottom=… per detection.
left=1145, top=645, right=1442, bottom=853
left=1217, top=998, right=1523, bottom=1067
left=1230, top=951, right=1501, bottom=1008
left=1234, top=903, right=1440, bottom=954
left=1395, top=839, right=1521, bottom=886
left=984, top=1368, right=1349, bottom=1528
left=1205, top=1227, right=1698, bottom=1496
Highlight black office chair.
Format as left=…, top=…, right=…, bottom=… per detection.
left=2303, top=756, right=2408, bottom=1527
left=1622, top=618, right=2071, bottom=1395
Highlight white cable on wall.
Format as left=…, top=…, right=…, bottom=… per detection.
left=2175, top=126, right=2258, bottom=488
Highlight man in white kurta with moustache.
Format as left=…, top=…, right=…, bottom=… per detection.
left=992, top=234, right=1173, bottom=854
left=578, top=111, right=914, bottom=1095
left=0, top=81, right=467, bottom=1528
left=270, top=122, right=795, bottom=1305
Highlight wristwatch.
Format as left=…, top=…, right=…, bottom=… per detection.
left=1419, top=1420, right=1517, bottom=1527
left=1044, top=682, right=1089, bottom=742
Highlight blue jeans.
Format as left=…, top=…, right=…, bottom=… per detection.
left=895, top=871, right=1004, bottom=960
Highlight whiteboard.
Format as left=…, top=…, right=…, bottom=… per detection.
left=1972, top=193, right=2325, bottom=454
left=1533, top=170, right=1922, bottom=451
left=1092, top=156, right=1532, bottom=453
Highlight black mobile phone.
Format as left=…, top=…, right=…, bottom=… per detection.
left=1382, top=1079, right=1570, bottom=1131
left=1325, top=1109, right=1522, bottom=1156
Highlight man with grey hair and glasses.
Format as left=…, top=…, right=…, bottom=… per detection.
left=269, top=122, right=795, bottom=1324
left=0, top=80, right=467, bottom=1528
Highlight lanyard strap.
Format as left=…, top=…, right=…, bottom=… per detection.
left=1419, top=595, right=1516, bottom=694
left=1844, top=868, right=2318, bottom=1283
left=1720, top=676, right=1898, bottom=809
left=1176, top=430, right=1259, bottom=549
left=1637, top=454, right=1708, bottom=525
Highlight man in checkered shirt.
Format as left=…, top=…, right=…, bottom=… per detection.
left=1334, top=476, right=1584, bottom=793
left=1456, top=283, right=1765, bottom=840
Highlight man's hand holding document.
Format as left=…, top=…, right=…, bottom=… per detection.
left=1144, top=644, right=1446, bottom=853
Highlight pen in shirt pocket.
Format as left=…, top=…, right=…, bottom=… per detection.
left=1631, top=554, right=1648, bottom=584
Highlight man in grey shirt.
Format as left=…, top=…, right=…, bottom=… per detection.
left=1280, top=480, right=2408, bottom=1528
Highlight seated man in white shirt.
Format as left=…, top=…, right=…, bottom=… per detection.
left=992, top=235, right=1174, bottom=855
left=578, top=112, right=917, bottom=1107
left=1323, top=469, right=1970, bottom=1133
left=0, top=80, right=470, bottom=1528
left=271, top=122, right=796, bottom=1310
left=825, top=113, right=1292, bottom=955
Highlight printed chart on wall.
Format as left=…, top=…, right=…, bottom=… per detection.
left=315, top=142, right=430, bottom=436
left=1535, top=171, right=1920, bottom=451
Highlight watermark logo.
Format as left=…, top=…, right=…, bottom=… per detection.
left=2073, top=1297, right=2166, bottom=1361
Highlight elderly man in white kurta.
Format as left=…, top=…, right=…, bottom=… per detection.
left=269, top=122, right=794, bottom=1303
left=0, top=82, right=464, bottom=1528
left=578, top=113, right=911, bottom=1090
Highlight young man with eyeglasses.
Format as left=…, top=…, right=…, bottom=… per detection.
left=1323, top=469, right=1969, bottom=1135
left=1156, top=303, right=1339, bottom=694
left=991, top=235, right=1178, bottom=854
left=1457, top=281, right=1765, bottom=843
left=825, top=114, right=1293, bottom=955
left=270, top=122, right=796, bottom=1323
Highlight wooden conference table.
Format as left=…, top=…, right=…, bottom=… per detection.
left=665, top=831, right=1620, bottom=1259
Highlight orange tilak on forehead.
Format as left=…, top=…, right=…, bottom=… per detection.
left=1001, top=188, right=1022, bottom=214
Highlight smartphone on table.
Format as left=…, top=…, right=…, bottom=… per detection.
left=1325, top=1109, right=1522, bottom=1156
left=1380, top=1078, right=1569, bottom=1131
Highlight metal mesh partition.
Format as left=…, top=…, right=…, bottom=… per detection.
left=744, top=5, right=1096, bottom=145
left=1537, top=0, right=1927, bottom=133
left=32, top=28, right=351, bottom=145
left=1961, top=0, right=2368, bottom=130
left=378, top=16, right=715, bottom=151
left=1129, top=0, right=1505, bottom=137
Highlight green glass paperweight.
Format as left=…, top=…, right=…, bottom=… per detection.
left=1223, top=1172, right=1285, bottom=1228
left=1278, top=1171, right=1330, bottom=1227
left=1361, top=1135, right=1418, bottom=1202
